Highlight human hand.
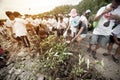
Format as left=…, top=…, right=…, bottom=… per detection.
left=116, top=41, right=120, bottom=46
left=70, top=39, right=74, bottom=43
left=109, top=14, right=119, bottom=20
left=102, top=7, right=112, bottom=15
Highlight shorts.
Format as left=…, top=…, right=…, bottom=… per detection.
left=109, top=35, right=120, bottom=43
left=89, top=34, right=110, bottom=47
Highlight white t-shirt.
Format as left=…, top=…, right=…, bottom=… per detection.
left=25, top=17, right=33, bottom=23
left=93, top=5, right=120, bottom=36
left=13, top=18, right=27, bottom=37
left=79, top=15, right=88, bottom=28
left=69, top=16, right=80, bottom=33
left=41, top=19, right=47, bottom=25
left=4, top=19, right=14, bottom=28
left=57, top=20, right=66, bottom=29
left=51, top=18, right=58, bottom=28
left=93, top=5, right=115, bottom=35
left=45, top=18, right=53, bottom=31
left=46, top=18, right=52, bottom=27
left=112, top=24, right=120, bottom=38
left=111, top=6, right=120, bottom=16
left=63, top=17, right=69, bottom=24
left=32, top=18, right=41, bottom=27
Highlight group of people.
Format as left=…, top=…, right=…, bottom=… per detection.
left=0, top=8, right=91, bottom=47
left=0, top=0, right=120, bottom=64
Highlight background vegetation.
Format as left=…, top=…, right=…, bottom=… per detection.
left=37, top=0, right=111, bottom=17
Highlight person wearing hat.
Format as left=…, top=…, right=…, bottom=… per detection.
left=70, top=10, right=91, bottom=52
left=66, top=8, right=80, bottom=37
left=13, top=11, right=30, bottom=48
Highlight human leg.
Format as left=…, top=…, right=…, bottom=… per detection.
left=102, top=35, right=114, bottom=56
left=91, top=35, right=108, bottom=59
left=103, top=43, right=113, bottom=56
left=88, top=34, right=98, bottom=53
left=98, top=35, right=110, bottom=48
left=112, top=46, right=120, bottom=63
left=77, top=35, right=84, bottom=45
left=91, top=43, right=99, bottom=59
left=73, top=36, right=83, bottom=52
left=23, top=36, right=30, bottom=47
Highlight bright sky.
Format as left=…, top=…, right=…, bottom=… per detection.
left=0, top=0, right=82, bottom=19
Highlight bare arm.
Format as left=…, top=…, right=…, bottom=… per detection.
left=94, top=7, right=112, bottom=21
left=110, top=14, right=120, bottom=22
left=71, top=27, right=84, bottom=42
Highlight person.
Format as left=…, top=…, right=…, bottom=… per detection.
left=13, top=11, right=30, bottom=47
left=70, top=10, right=91, bottom=52
left=103, top=18, right=120, bottom=63
left=0, top=21, right=8, bottom=38
left=111, top=24, right=120, bottom=63
left=4, top=11, right=16, bottom=42
left=57, top=16, right=67, bottom=36
left=88, top=0, right=120, bottom=59
left=84, top=9, right=92, bottom=28
left=25, top=15, right=36, bottom=36
left=38, top=24, right=49, bottom=40
left=32, top=16, right=41, bottom=35
left=63, top=14, right=69, bottom=28
left=66, top=8, right=80, bottom=37
left=43, top=16, right=53, bottom=34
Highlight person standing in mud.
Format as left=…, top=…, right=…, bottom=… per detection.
left=110, top=23, right=120, bottom=63
left=70, top=10, right=91, bottom=52
left=13, top=12, right=30, bottom=48
left=88, top=0, right=120, bottom=59
left=66, top=8, right=80, bottom=37
left=103, top=4, right=120, bottom=63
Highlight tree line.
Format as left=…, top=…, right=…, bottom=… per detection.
left=37, top=0, right=111, bottom=17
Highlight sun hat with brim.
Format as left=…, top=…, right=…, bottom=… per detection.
left=13, top=11, right=22, bottom=17
left=69, top=8, right=78, bottom=17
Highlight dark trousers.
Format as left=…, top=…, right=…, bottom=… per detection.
left=20, top=36, right=30, bottom=47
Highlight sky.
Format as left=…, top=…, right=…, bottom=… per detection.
left=0, top=0, right=82, bottom=19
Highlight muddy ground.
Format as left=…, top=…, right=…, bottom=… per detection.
left=0, top=32, right=120, bottom=80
